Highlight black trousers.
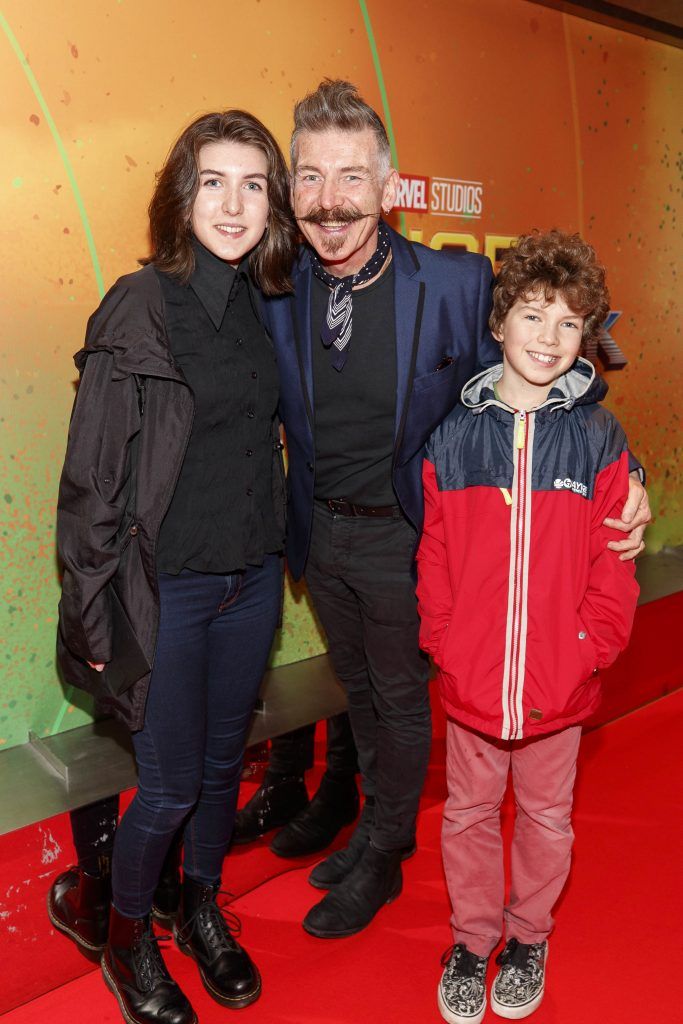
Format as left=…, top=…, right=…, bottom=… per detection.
left=304, top=502, right=431, bottom=851
left=268, top=713, right=358, bottom=777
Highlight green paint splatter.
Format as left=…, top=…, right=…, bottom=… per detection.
left=0, top=12, right=104, bottom=298
left=358, top=0, right=406, bottom=237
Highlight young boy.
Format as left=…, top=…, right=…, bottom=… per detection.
left=416, top=230, right=640, bottom=1023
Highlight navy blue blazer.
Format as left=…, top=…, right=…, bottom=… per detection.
left=263, top=224, right=499, bottom=580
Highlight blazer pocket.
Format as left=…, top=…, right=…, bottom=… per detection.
left=412, top=356, right=460, bottom=394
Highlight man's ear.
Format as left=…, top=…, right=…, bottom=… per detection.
left=381, top=168, right=400, bottom=214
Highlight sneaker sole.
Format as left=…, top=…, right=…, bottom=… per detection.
left=46, top=894, right=105, bottom=958
left=174, top=928, right=262, bottom=1008
left=490, top=986, right=544, bottom=1020
left=101, top=955, right=198, bottom=1024
left=437, top=983, right=486, bottom=1024
left=308, top=842, right=417, bottom=891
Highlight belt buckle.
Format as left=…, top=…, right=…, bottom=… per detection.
left=327, top=498, right=357, bottom=516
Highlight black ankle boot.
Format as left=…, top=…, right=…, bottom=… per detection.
left=152, top=837, right=182, bottom=926
left=308, top=799, right=416, bottom=889
left=47, top=865, right=111, bottom=958
left=231, top=771, right=309, bottom=844
left=174, top=875, right=261, bottom=1008
left=308, top=799, right=374, bottom=889
left=102, top=906, right=196, bottom=1024
left=270, top=772, right=359, bottom=858
left=303, top=841, right=403, bottom=938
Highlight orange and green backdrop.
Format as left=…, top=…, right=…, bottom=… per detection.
left=1, top=0, right=681, bottom=750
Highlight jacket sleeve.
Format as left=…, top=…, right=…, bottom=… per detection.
left=475, top=257, right=500, bottom=371
left=416, top=456, right=452, bottom=658
left=57, top=352, right=141, bottom=664
left=580, top=448, right=640, bottom=669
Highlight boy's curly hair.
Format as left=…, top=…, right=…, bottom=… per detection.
left=490, top=230, right=610, bottom=347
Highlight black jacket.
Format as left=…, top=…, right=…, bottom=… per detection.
left=56, top=265, right=285, bottom=730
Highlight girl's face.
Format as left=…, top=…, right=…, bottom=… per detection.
left=191, top=141, right=269, bottom=265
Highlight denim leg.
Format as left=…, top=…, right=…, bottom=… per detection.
left=112, top=558, right=281, bottom=915
left=182, top=555, right=282, bottom=884
left=112, top=571, right=215, bottom=917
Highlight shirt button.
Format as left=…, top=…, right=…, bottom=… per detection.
left=245, top=448, right=253, bottom=457
left=306, top=461, right=314, bottom=473
left=246, top=488, right=253, bottom=497
left=246, top=408, right=255, bottom=419
left=251, top=370, right=258, bottom=379
left=236, top=337, right=243, bottom=346
left=578, top=631, right=587, bottom=640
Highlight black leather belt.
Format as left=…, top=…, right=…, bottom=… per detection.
left=324, top=499, right=401, bottom=518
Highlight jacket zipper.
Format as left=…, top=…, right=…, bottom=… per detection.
left=504, top=409, right=530, bottom=740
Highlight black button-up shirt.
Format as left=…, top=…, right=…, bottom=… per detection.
left=155, top=239, right=282, bottom=574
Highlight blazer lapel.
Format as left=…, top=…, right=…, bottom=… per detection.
left=292, top=249, right=315, bottom=428
left=391, top=227, right=424, bottom=441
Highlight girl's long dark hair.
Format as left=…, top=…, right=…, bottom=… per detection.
left=142, top=110, right=296, bottom=295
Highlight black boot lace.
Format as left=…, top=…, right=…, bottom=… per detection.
left=133, top=931, right=172, bottom=992
left=177, top=890, right=242, bottom=955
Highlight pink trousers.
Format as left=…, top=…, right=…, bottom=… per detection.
left=442, top=718, right=582, bottom=958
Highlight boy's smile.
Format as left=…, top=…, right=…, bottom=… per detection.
left=493, top=292, right=585, bottom=409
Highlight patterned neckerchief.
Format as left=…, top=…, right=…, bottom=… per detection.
left=309, top=219, right=392, bottom=371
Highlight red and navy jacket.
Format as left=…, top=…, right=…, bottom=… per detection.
left=416, top=358, right=639, bottom=741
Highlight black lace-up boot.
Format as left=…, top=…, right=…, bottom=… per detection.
left=152, top=836, right=182, bottom=927
left=47, top=864, right=111, bottom=958
left=231, top=771, right=309, bottom=844
left=102, top=906, right=196, bottom=1024
left=174, top=875, right=261, bottom=1008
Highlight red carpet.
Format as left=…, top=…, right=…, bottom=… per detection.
left=3, top=687, right=681, bottom=1024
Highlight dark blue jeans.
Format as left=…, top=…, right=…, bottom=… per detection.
left=112, top=555, right=282, bottom=917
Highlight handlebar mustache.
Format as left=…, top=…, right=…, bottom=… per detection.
left=296, top=210, right=383, bottom=225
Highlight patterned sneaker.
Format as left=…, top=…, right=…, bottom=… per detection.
left=490, top=938, right=547, bottom=1019
left=438, top=943, right=489, bottom=1024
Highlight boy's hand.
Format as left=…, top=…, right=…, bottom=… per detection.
left=603, top=471, right=651, bottom=560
